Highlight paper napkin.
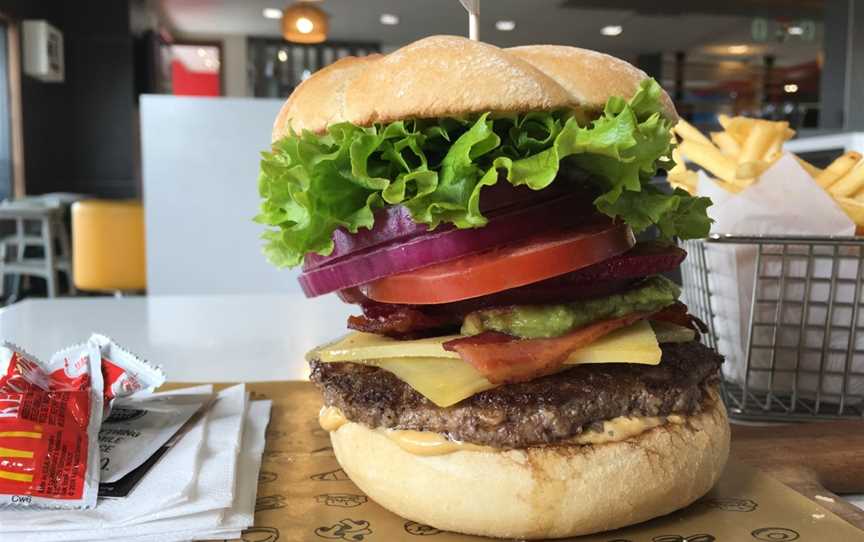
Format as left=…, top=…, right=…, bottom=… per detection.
left=0, top=384, right=266, bottom=542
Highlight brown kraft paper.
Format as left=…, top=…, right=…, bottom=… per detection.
left=215, top=381, right=864, bottom=542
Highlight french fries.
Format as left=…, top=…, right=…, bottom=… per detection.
left=670, top=114, right=864, bottom=233
left=817, top=155, right=864, bottom=228
left=710, top=132, right=741, bottom=157
left=675, top=116, right=791, bottom=190
left=793, top=155, right=823, bottom=178
left=673, top=118, right=714, bottom=148
left=835, top=197, right=864, bottom=228
left=738, top=121, right=779, bottom=165
left=816, top=151, right=862, bottom=188
left=667, top=147, right=698, bottom=193
left=717, top=115, right=754, bottom=145
left=677, top=139, right=738, bottom=183
left=829, top=161, right=864, bottom=197
left=735, top=161, right=769, bottom=180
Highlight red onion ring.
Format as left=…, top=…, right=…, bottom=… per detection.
left=302, top=181, right=580, bottom=271
left=297, top=192, right=597, bottom=298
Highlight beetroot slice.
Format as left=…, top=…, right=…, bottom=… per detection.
left=529, top=241, right=686, bottom=286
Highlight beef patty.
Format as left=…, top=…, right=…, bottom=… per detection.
left=310, top=340, right=723, bottom=449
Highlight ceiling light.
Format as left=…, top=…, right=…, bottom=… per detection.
left=277, top=50, right=288, bottom=62
left=600, top=25, right=623, bottom=37
left=495, top=20, right=516, bottom=31
left=784, top=83, right=799, bottom=93
left=296, top=17, right=314, bottom=33
left=282, top=2, right=328, bottom=44
left=263, top=8, right=283, bottom=19
left=787, top=25, right=804, bottom=36
left=728, top=45, right=750, bottom=54
left=380, top=13, right=399, bottom=25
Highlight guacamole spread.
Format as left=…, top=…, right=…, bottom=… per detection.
left=461, top=275, right=681, bottom=339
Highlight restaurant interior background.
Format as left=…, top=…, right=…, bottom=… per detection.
left=0, top=0, right=858, bottom=302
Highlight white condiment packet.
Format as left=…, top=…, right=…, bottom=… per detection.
left=100, top=393, right=211, bottom=484
left=688, top=154, right=858, bottom=396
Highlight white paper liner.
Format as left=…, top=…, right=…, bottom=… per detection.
left=689, top=154, right=861, bottom=399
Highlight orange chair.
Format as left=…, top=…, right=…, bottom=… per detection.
left=71, top=200, right=146, bottom=293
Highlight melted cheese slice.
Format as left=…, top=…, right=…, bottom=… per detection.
left=312, top=320, right=663, bottom=408
left=316, top=319, right=661, bottom=365
left=347, top=355, right=496, bottom=407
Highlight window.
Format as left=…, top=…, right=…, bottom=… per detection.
left=0, top=14, right=22, bottom=199
left=247, top=38, right=380, bottom=98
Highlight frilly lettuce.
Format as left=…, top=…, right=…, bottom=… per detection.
left=256, top=79, right=712, bottom=268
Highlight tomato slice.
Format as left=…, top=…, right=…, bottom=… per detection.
left=359, top=218, right=635, bottom=305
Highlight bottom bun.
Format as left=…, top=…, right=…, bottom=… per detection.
left=330, top=394, right=730, bottom=539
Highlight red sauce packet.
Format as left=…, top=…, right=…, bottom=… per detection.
left=91, top=334, right=165, bottom=417
left=0, top=334, right=164, bottom=509
left=0, top=342, right=104, bottom=508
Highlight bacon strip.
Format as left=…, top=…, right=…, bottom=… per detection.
left=442, top=312, right=647, bottom=384
left=651, top=301, right=708, bottom=333
left=347, top=304, right=460, bottom=339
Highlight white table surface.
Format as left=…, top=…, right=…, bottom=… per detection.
left=0, top=294, right=352, bottom=382
left=1, top=294, right=862, bottom=512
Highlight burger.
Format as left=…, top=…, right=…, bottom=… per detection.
left=257, top=35, right=729, bottom=539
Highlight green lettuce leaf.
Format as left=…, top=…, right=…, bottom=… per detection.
left=256, top=78, right=712, bottom=267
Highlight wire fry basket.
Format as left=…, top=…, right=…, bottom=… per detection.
left=681, top=235, right=864, bottom=421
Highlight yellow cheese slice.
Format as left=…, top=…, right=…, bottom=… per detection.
left=315, top=332, right=463, bottom=361
left=355, top=357, right=496, bottom=408
left=315, top=319, right=661, bottom=366
left=312, top=320, right=663, bottom=407
left=564, top=320, right=661, bottom=365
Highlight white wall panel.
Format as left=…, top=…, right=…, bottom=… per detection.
left=141, top=95, right=302, bottom=294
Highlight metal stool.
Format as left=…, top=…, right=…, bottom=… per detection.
left=0, top=201, right=75, bottom=299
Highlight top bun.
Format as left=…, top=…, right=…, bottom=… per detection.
left=273, top=35, right=677, bottom=141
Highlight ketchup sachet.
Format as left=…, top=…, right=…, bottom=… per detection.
left=91, top=334, right=165, bottom=417
left=0, top=342, right=104, bottom=508
left=0, top=335, right=164, bottom=509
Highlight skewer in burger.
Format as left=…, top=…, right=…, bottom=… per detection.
left=257, top=35, right=729, bottom=539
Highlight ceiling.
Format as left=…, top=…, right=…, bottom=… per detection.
left=159, top=0, right=822, bottom=67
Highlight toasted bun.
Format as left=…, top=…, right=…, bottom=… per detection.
left=330, top=394, right=729, bottom=539
left=273, top=35, right=677, bottom=141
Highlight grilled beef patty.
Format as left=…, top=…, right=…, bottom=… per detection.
left=310, top=340, right=723, bottom=449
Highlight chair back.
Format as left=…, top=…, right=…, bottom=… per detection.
left=72, top=200, right=146, bottom=291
